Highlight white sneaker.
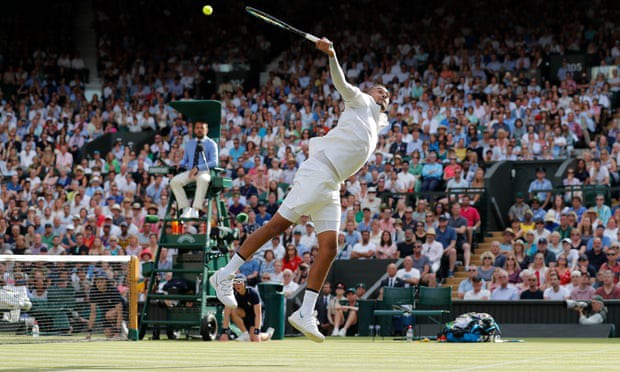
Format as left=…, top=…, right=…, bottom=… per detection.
left=288, top=310, right=324, bottom=343
left=236, top=331, right=250, bottom=342
left=189, top=208, right=199, bottom=219
left=338, top=328, right=347, bottom=337
left=209, top=270, right=237, bottom=308
left=331, top=328, right=340, bottom=337
left=266, top=327, right=275, bottom=340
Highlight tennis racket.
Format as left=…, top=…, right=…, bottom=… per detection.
left=245, top=6, right=320, bottom=43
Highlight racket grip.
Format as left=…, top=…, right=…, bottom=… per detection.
left=305, top=34, right=319, bottom=43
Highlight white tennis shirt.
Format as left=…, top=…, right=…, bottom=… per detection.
left=309, top=55, right=388, bottom=182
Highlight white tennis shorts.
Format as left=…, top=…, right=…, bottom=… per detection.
left=278, top=153, right=341, bottom=233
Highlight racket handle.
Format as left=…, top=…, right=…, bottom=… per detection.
left=305, top=34, right=319, bottom=43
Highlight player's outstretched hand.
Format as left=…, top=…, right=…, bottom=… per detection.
left=316, top=38, right=335, bottom=57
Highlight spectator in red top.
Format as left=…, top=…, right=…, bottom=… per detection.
left=594, top=270, right=620, bottom=300
left=460, top=194, right=481, bottom=246
left=598, top=245, right=620, bottom=284
left=282, top=244, right=302, bottom=273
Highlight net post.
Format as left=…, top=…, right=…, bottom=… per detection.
left=128, top=256, right=139, bottom=341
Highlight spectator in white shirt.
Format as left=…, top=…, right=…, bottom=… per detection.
left=351, top=230, right=376, bottom=259
left=396, top=256, right=421, bottom=288
left=543, top=270, right=570, bottom=300
left=464, top=277, right=491, bottom=300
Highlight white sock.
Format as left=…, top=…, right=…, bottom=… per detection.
left=300, top=290, right=319, bottom=317
left=221, top=253, right=245, bottom=277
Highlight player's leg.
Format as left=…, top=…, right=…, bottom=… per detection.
left=192, top=171, right=211, bottom=211
left=289, top=217, right=339, bottom=342
left=170, top=171, right=192, bottom=215
left=211, top=213, right=293, bottom=307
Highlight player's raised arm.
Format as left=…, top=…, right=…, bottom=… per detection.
left=316, top=38, right=357, bottom=101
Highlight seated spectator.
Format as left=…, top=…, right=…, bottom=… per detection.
left=594, top=270, right=620, bottom=299
left=593, top=194, right=612, bottom=226
left=532, top=219, right=550, bottom=244
left=547, top=231, right=563, bottom=258
left=528, top=167, right=552, bottom=209
left=564, top=270, right=582, bottom=293
left=259, top=250, right=277, bottom=282
left=464, top=277, right=490, bottom=300
left=350, top=230, right=376, bottom=259
left=331, top=288, right=359, bottom=337
left=379, top=263, right=405, bottom=297
left=477, top=252, right=496, bottom=282
left=589, top=158, right=610, bottom=186
left=376, top=231, right=398, bottom=260
left=513, top=239, right=528, bottom=269
left=520, top=274, right=544, bottom=300
left=520, top=210, right=536, bottom=235
left=238, top=255, right=261, bottom=287
left=554, top=213, right=574, bottom=240
left=396, top=256, right=420, bottom=288
left=586, top=237, right=608, bottom=272
left=435, top=216, right=457, bottom=277
left=336, top=232, right=352, bottom=260
left=524, top=237, right=557, bottom=267
left=586, top=224, right=611, bottom=251
left=508, top=192, right=529, bottom=223
left=503, top=252, right=522, bottom=284
left=569, top=272, right=595, bottom=301
left=411, top=242, right=437, bottom=287
left=397, top=228, right=416, bottom=258
left=527, top=252, right=549, bottom=289
left=448, top=202, right=472, bottom=270
left=282, top=245, right=302, bottom=272
left=599, top=244, right=620, bottom=283
left=282, top=269, right=299, bottom=299
left=420, top=151, right=443, bottom=193
left=489, top=241, right=507, bottom=268
left=543, top=270, right=570, bottom=300
left=569, top=196, right=587, bottom=223
left=490, top=269, right=519, bottom=300
left=421, top=228, right=443, bottom=273
left=576, top=254, right=598, bottom=279
left=457, top=266, right=483, bottom=299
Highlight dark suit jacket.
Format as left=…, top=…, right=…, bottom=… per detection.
left=380, top=276, right=405, bottom=288
left=315, top=294, right=331, bottom=323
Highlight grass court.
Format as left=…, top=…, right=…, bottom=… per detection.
left=1, top=337, right=618, bottom=371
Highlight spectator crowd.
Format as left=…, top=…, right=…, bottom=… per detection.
left=0, top=0, right=619, bottom=312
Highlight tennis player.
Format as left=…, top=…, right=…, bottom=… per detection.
left=211, top=37, right=390, bottom=342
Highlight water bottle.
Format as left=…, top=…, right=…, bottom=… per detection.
left=406, top=325, right=413, bottom=342
left=368, top=325, right=375, bottom=337
left=32, top=321, right=40, bottom=338
left=375, top=325, right=381, bottom=337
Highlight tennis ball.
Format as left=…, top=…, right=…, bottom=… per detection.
left=203, top=5, right=213, bottom=16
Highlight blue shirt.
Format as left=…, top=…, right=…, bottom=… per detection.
left=528, top=178, right=553, bottom=202
left=345, top=231, right=362, bottom=247
left=239, top=258, right=261, bottom=277
left=422, top=162, right=443, bottom=180
left=180, top=137, right=218, bottom=171
left=435, top=226, right=456, bottom=249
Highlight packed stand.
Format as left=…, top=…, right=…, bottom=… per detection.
left=0, top=0, right=619, bottom=313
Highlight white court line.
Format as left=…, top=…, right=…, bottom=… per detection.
left=446, top=348, right=611, bottom=372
